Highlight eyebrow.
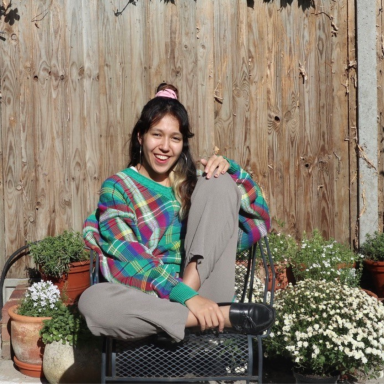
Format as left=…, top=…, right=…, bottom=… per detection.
left=149, top=127, right=182, bottom=136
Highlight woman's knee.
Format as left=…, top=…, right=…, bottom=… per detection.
left=193, top=173, right=240, bottom=203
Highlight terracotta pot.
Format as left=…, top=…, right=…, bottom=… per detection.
left=13, top=356, right=44, bottom=378
left=8, top=305, right=51, bottom=367
left=363, top=259, right=384, bottom=297
left=267, top=264, right=295, bottom=291
left=41, top=260, right=91, bottom=304
left=362, top=288, right=379, bottom=300
left=336, top=262, right=356, bottom=270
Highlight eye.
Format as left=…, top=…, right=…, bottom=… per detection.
left=172, top=136, right=182, bottom=142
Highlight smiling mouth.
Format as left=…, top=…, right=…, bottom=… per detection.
left=154, top=154, right=170, bottom=161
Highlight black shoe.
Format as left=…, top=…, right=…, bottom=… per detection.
left=225, top=302, right=275, bottom=335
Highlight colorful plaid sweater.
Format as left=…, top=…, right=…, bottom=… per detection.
left=83, top=158, right=270, bottom=305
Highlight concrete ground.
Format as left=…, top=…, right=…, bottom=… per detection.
left=2, top=358, right=384, bottom=384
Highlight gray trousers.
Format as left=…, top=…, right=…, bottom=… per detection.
left=79, top=173, right=241, bottom=342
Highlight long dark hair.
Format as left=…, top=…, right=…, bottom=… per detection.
left=128, top=84, right=197, bottom=217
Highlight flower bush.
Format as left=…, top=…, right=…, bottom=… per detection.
left=265, top=279, right=384, bottom=378
left=267, top=232, right=298, bottom=265
left=292, top=230, right=362, bottom=287
left=17, top=281, right=65, bottom=317
left=360, top=231, right=384, bottom=261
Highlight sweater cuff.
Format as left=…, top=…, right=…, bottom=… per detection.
left=169, top=282, right=198, bottom=305
left=223, top=157, right=239, bottom=174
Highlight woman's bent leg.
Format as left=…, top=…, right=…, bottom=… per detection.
left=78, top=283, right=189, bottom=342
left=184, top=173, right=241, bottom=303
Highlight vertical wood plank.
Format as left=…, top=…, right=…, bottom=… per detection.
left=146, top=1, right=167, bottom=94
left=65, top=0, right=87, bottom=231
left=248, top=1, right=270, bottom=218
left=213, top=0, right=234, bottom=161
left=2, top=0, right=25, bottom=276
left=195, top=0, right=215, bottom=159
left=177, top=1, right=198, bottom=158
left=280, top=3, right=300, bottom=237
left=97, top=2, right=118, bottom=180
left=119, top=1, right=146, bottom=169
left=49, top=0, right=71, bottom=234
left=377, top=0, right=384, bottom=233
left=348, top=0, right=358, bottom=244
left=296, top=2, right=317, bottom=238
left=18, top=0, right=36, bottom=244
left=329, top=0, right=350, bottom=243
left=232, top=0, right=250, bottom=168
left=32, top=0, right=55, bottom=238
left=0, top=0, right=7, bottom=272
left=128, top=1, right=148, bottom=119
left=82, top=1, right=101, bottom=217
left=265, top=1, right=285, bottom=234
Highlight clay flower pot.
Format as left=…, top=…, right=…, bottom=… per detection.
left=363, top=259, right=384, bottom=298
left=41, top=260, right=91, bottom=304
left=267, top=263, right=295, bottom=291
left=8, top=304, right=51, bottom=377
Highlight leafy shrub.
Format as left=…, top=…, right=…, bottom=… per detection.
left=30, top=230, right=88, bottom=279
left=40, top=304, right=95, bottom=347
left=360, top=231, right=384, bottom=262
left=292, top=230, right=362, bottom=287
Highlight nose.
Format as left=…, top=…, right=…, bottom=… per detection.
left=159, top=137, right=170, bottom=151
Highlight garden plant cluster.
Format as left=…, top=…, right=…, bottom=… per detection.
left=235, top=229, right=384, bottom=380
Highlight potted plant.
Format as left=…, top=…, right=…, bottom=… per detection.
left=41, top=304, right=101, bottom=384
left=360, top=231, right=384, bottom=297
left=8, top=281, right=64, bottom=378
left=292, top=230, right=362, bottom=288
left=265, top=232, right=297, bottom=290
left=30, top=230, right=90, bottom=303
left=265, top=279, right=384, bottom=382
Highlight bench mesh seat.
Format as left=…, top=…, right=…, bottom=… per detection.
left=90, top=237, right=275, bottom=383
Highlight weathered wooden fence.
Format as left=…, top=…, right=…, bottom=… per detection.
left=0, top=0, right=381, bottom=278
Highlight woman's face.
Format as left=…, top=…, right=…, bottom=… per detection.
left=138, top=114, right=183, bottom=186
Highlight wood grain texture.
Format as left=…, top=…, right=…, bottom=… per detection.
left=348, top=0, right=358, bottom=245
left=2, top=0, right=25, bottom=277
left=0, top=0, right=364, bottom=275
left=329, top=0, right=350, bottom=244
left=177, top=1, right=198, bottom=158
left=377, top=0, right=384, bottom=234
left=66, top=1, right=87, bottom=231
left=82, top=1, right=101, bottom=216
left=213, top=0, right=234, bottom=161
left=248, top=2, right=270, bottom=217
left=18, top=1, right=35, bottom=245
left=0, top=0, right=6, bottom=273
left=31, top=0, right=55, bottom=240
left=195, top=0, right=215, bottom=160
left=232, top=0, right=250, bottom=168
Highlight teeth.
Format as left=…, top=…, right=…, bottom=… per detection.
left=155, top=155, right=168, bottom=160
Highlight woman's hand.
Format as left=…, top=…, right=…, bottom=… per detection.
left=200, top=155, right=230, bottom=179
left=185, top=295, right=225, bottom=332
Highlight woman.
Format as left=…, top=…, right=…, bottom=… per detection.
left=79, top=83, right=274, bottom=342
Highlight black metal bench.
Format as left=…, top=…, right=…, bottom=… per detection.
left=89, top=236, right=275, bottom=384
